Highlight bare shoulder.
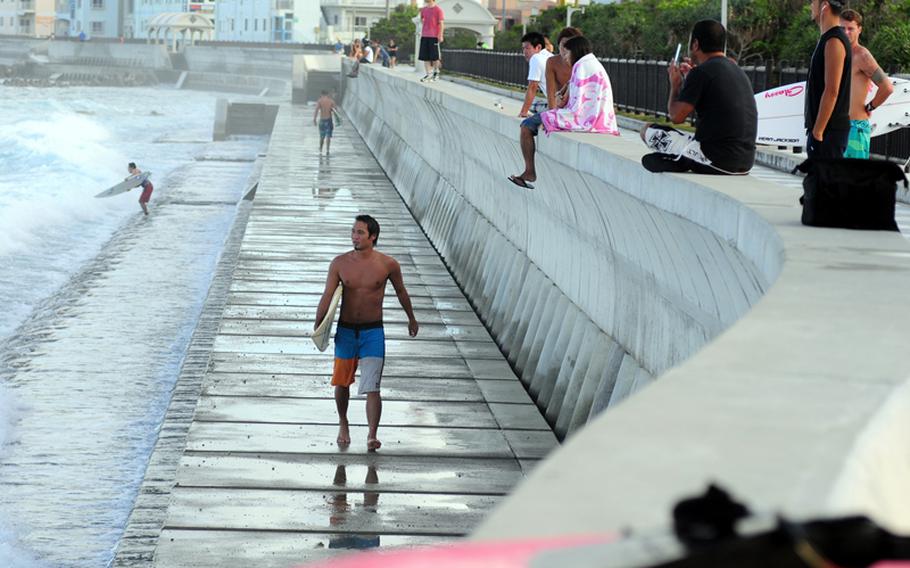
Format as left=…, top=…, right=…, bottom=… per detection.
left=853, top=45, right=872, bottom=63
left=332, top=252, right=353, bottom=266
left=378, top=252, right=401, bottom=272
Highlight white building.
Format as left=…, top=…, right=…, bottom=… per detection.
left=320, top=0, right=399, bottom=44
left=215, top=0, right=322, bottom=43
left=70, top=0, right=123, bottom=38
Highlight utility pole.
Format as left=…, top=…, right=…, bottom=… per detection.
left=566, top=6, right=584, bottom=28
left=386, top=0, right=390, bottom=19
left=721, top=0, right=727, bottom=28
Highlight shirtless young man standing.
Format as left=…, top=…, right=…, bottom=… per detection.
left=315, top=215, right=419, bottom=452
left=313, top=90, right=338, bottom=155
left=841, top=9, right=894, bottom=159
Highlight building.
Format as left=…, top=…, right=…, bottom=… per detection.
left=214, top=0, right=321, bottom=43
left=0, top=0, right=56, bottom=37
left=187, top=0, right=213, bottom=15
left=131, top=0, right=185, bottom=39
left=70, top=0, right=125, bottom=38
left=481, top=0, right=558, bottom=30
left=54, top=0, right=72, bottom=36
left=320, top=0, right=401, bottom=44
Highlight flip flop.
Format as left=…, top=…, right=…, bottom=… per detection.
left=508, top=175, right=534, bottom=190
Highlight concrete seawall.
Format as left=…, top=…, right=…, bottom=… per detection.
left=343, top=66, right=910, bottom=535
left=343, top=67, right=777, bottom=439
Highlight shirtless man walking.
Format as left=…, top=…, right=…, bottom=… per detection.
left=841, top=9, right=894, bottom=159
left=315, top=215, right=419, bottom=452
left=313, top=90, right=338, bottom=155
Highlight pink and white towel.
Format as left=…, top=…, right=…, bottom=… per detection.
left=540, top=53, right=620, bottom=136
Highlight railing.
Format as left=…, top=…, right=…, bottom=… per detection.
left=441, top=48, right=910, bottom=161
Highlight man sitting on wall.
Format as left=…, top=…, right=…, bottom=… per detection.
left=639, top=20, right=757, bottom=175
left=518, top=32, right=553, bottom=118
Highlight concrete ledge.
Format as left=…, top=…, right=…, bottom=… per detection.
left=343, top=65, right=910, bottom=536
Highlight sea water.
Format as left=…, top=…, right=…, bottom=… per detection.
left=0, top=86, right=265, bottom=566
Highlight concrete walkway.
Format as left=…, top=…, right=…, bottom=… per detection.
left=149, top=104, right=557, bottom=567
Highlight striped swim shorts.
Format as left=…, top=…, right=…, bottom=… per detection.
left=332, top=321, right=385, bottom=395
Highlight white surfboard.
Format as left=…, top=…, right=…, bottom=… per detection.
left=311, top=284, right=342, bottom=352
left=95, top=171, right=152, bottom=199
left=755, top=77, right=910, bottom=146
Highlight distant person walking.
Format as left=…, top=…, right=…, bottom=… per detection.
left=315, top=215, right=419, bottom=452
left=639, top=19, right=757, bottom=175
left=518, top=32, right=553, bottom=118
left=545, top=27, right=582, bottom=110
left=841, top=9, right=894, bottom=159
left=418, top=0, right=445, bottom=82
left=805, top=0, right=851, bottom=159
left=127, top=162, right=153, bottom=216
left=313, top=90, right=338, bottom=156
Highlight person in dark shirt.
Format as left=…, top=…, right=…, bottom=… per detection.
left=639, top=19, right=757, bottom=175
left=805, top=0, right=851, bottom=158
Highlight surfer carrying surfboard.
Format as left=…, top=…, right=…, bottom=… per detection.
left=315, top=215, right=419, bottom=452
left=127, top=162, right=153, bottom=216
left=313, top=90, right=338, bottom=156
left=840, top=9, right=894, bottom=159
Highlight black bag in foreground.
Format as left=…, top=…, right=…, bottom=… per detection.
left=795, top=157, right=907, bottom=230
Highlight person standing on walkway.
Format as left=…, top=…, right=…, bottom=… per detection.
left=841, top=9, right=894, bottom=159
left=418, top=0, right=445, bottom=82
left=518, top=32, right=553, bottom=118
left=315, top=215, right=419, bottom=452
left=313, top=90, right=338, bottom=156
left=805, top=0, right=851, bottom=159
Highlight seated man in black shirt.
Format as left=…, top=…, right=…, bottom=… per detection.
left=640, top=20, right=757, bottom=175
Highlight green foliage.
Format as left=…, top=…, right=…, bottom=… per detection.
left=446, top=28, right=481, bottom=49
left=868, top=22, right=910, bottom=72
left=482, top=0, right=907, bottom=71
left=370, top=4, right=418, bottom=62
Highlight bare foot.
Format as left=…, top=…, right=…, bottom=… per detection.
left=337, top=421, right=350, bottom=446
left=367, top=438, right=382, bottom=452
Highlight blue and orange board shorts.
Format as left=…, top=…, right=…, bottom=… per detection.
left=332, top=321, right=385, bottom=395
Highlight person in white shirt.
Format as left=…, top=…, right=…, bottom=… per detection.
left=518, top=31, right=553, bottom=118
left=362, top=43, right=374, bottom=64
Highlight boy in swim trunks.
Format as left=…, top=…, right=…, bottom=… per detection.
left=128, top=162, right=153, bottom=216
left=313, top=90, right=338, bottom=156
left=315, top=214, right=419, bottom=452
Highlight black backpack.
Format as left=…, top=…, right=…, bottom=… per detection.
left=795, top=157, right=907, bottom=231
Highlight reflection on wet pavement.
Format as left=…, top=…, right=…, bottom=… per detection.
left=326, top=464, right=381, bottom=551
left=143, top=104, right=559, bottom=568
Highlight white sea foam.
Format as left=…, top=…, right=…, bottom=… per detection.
left=0, top=112, right=131, bottom=258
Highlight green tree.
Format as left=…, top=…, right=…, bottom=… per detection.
left=370, top=4, right=418, bottom=62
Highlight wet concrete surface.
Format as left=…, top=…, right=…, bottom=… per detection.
left=148, top=105, right=558, bottom=567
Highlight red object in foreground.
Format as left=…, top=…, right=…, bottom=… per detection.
left=298, top=535, right=617, bottom=568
